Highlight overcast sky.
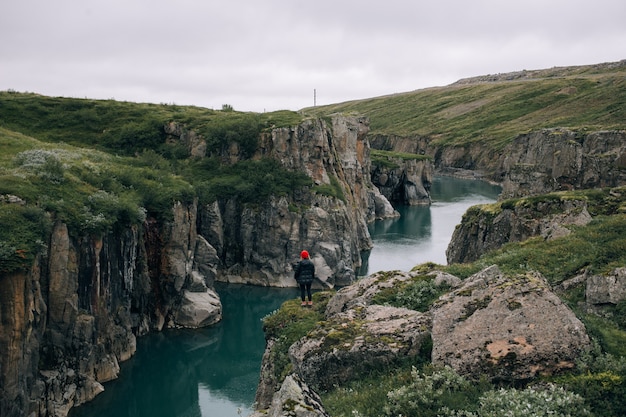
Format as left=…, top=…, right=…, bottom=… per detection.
left=1, top=0, right=625, bottom=113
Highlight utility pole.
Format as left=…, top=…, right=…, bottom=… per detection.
left=314, top=89, right=316, bottom=107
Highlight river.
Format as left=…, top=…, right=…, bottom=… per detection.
left=69, top=176, right=500, bottom=417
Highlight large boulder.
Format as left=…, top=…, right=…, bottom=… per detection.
left=289, top=304, right=431, bottom=391
left=586, top=267, right=626, bottom=305
left=249, top=374, right=330, bottom=417
left=173, top=289, right=222, bottom=328
left=431, top=265, right=591, bottom=382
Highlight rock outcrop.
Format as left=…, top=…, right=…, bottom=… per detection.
left=254, top=265, right=592, bottom=416
left=446, top=195, right=592, bottom=264
left=497, top=129, right=626, bottom=199
left=371, top=157, right=432, bottom=206
left=431, top=265, right=591, bottom=382
left=370, top=129, right=626, bottom=200
left=249, top=374, right=331, bottom=417
left=586, top=267, right=626, bottom=305
left=199, top=116, right=397, bottom=288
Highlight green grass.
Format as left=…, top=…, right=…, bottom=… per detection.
left=302, top=63, right=626, bottom=150
left=0, top=91, right=304, bottom=157
left=262, top=292, right=330, bottom=381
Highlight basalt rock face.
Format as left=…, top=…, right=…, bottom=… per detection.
left=369, top=129, right=626, bottom=198
left=0, top=202, right=222, bottom=417
left=201, top=116, right=397, bottom=288
left=497, top=129, right=626, bottom=199
left=371, top=157, right=433, bottom=206
left=446, top=196, right=592, bottom=264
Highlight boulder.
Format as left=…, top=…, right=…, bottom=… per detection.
left=173, top=289, right=222, bottom=328
left=431, top=265, right=591, bottom=382
left=289, top=303, right=431, bottom=391
left=249, top=373, right=330, bottom=417
left=586, top=267, right=626, bottom=305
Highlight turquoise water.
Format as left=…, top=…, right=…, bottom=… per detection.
left=69, top=176, right=500, bottom=417
left=69, top=284, right=295, bottom=417
left=362, top=176, right=501, bottom=274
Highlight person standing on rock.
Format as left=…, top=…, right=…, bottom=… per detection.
left=294, top=250, right=315, bottom=306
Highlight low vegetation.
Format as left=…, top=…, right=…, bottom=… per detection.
left=303, top=62, right=626, bottom=150
left=370, top=149, right=431, bottom=170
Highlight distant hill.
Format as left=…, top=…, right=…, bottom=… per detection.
left=302, top=60, right=626, bottom=150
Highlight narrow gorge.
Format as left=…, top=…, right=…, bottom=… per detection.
left=2, top=95, right=626, bottom=416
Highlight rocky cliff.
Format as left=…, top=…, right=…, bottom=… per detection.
left=497, top=129, right=626, bottom=198
left=370, top=129, right=626, bottom=198
left=0, top=202, right=222, bottom=417
left=371, top=156, right=432, bottom=206
left=193, top=116, right=397, bottom=288
left=0, top=115, right=396, bottom=417
left=446, top=194, right=593, bottom=264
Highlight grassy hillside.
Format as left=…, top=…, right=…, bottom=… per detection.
left=0, top=91, right=303, bottom=156
left=0, top=95, right=312, bottom=273
left=302, top=60, right=626, bottom=150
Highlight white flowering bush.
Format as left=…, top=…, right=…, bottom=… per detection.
left=384, top=366, right=475, bottom=417
left=477, top=384, right=591, bottom=417
left=382, top=366, right=591, bottom=417
left=13, top=149, right=67, bottom=183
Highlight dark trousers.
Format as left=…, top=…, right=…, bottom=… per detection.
left=299, top=282, right=312, bottom=301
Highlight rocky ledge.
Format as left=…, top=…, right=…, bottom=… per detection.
left=252, top=264, right=591, bottom=416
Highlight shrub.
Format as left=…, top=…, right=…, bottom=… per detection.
left=384, top=365, right=483, bottom=417
left=372, top=274, right=449, bottom=312
left=0, top=204, right=51, bottom=273
left=477, top=384, right=591, bottom=417
left=313, top=175, right=345, bottom=202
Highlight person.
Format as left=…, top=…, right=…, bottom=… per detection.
left=294, top=250, right=315, bottom=306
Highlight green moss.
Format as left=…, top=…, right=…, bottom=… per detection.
left=371, top=273, right=449, bottom=312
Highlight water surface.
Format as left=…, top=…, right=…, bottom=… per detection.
left=362, top=176, right=501, bottom=274
left=69, top=284, right=294, bottom=417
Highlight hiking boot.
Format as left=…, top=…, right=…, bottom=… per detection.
left=307, top=301, right=313, bottom=306
left=301, top=301, right=307, bottom=306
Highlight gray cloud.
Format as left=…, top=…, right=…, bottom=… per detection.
left=1, top=0, right=625, bottom=112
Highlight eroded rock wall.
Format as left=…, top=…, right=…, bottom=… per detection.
left=1, top=115, right=392, bottom=416
left=371, top=157, right=432, bottom=206
left=203, top=116, right=397, bottom=287
left=497, top=129, right=626, bottom=198
left=446, top=196, right=592, bottom=264
left=370, top=129, right=626, bottom=198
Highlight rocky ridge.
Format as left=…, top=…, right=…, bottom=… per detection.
left=253, top=264, right=592, bottom=416
left=446, top=193, right=594, bottom=264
